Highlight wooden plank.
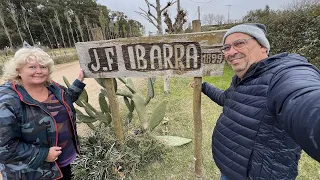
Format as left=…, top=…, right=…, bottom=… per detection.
left=76, top=30, right=226, bottom=78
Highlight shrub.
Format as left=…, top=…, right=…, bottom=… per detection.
left=72, top=126, right=166, bottom=180
left=243, top=4, right=320, bottom=68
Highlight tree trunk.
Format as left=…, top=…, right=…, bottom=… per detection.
left=0, top=8, right=13, bottom=48
left=75, top=14, right=84, bottom=42
left=84, top=16, right=91, bottom=41
left=37, top=14, right=53, bottom=49
left=66, top=26, right=72, bottom=47
left=22, top=9, right=35, bottom=45
left=8, top=2, right=23, bottom=44
left=156, top=0, right=163, bottom=35
left=49, top=19, right=59, bottom=49
left=54, top=10, right=66, bottom=48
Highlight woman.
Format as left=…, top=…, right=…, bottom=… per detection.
left=0, top=47, right=85, bottom=180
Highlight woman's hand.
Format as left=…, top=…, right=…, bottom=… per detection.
left=78, top=69, right=84, bottom=82
left=189, top=81, right=195, bottom=88
left=45, top=146, right=62, bottom=162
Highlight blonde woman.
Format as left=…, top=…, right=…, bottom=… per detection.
left=0, top=47, right=85, bottom=180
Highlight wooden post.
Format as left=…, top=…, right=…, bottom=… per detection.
left=103, top=79, right=124, bottom=143
left=92, top=29, right=124, bottom=143
left=192, top=20, right=203, bottom=179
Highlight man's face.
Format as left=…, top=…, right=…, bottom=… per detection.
left=223, top=33, right=268, bottom=78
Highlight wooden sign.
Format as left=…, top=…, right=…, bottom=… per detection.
left=75, top=30, right=226, bottom=78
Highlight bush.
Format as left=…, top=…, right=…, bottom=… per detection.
left=243, top=3, right=320, bottom=68
left=72, top=126, right=166, bottom=180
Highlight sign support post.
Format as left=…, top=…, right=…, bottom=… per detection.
left=192, top=20, right=203, bottom=179
left=92, top=29, right=124, bottom=143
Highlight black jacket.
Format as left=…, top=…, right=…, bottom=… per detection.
left=202, top=53, right=320, bottom=180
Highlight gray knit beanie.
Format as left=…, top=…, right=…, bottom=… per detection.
left=222, top=23, right=270, bottom=54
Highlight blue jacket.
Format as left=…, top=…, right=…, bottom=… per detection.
left=0, top=79, right=85, bottom=180
left=202, top=53, right=320, bottom=180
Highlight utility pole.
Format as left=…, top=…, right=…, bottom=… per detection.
left=226, top=4, right=233, bottom=23
left=177, top=0, right=181, bottom=11
left=198, top=6, right=200, bottom=20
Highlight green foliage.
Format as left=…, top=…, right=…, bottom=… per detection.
left=63, top=76, right=112, bottom=128
left=117, top=77, right=192, bottom=147
left=243, top=3, right=320, bottom=68
left=72, top=126, right=165, bottom=180
left=0, top=0, right=144, bottom=49
left=148, top=100, right=168, bottom=131
left=153, top=136, right=192, bottom=147
left=63, top=75, right=190, bottom=146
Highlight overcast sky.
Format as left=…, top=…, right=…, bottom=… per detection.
left=97, top=0, right=294, bottom=35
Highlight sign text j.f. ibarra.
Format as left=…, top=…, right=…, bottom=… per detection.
left=76, top=30, right=226, bottom=78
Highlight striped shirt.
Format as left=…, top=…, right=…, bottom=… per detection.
left=41, top=89, right=77, bottom=167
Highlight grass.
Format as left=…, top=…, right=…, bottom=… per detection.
left=131, top=65, right=320, bottom=179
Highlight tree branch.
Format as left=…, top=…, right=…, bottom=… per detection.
left=138, top=7, right=157, bottom=22
left=161, top=0, right=177, bottom=13
left=135, top=11, right=157, bottom=28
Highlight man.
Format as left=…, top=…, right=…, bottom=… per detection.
left=200, top=23, right=320, bottom=179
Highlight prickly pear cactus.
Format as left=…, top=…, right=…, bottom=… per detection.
left=117, top=77, right=192, bottom=147
left=63, top=76, right=112, bottom=130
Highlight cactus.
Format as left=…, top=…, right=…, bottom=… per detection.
left=63, top=76, right=112, bottom=129
left=63, top=76, right=88, bottom=107
left=64, top=76, right=191, bottom=146
left=123, top=96, right=134, bottom=124
left=117, top=77, right=192, bottom=147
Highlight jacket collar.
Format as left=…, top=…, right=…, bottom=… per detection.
left=11, top=81, right=63, bottom=104
left=232, top=53, right=290, bottom=84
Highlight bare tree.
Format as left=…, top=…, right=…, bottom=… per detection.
left=202, top=13, right=215, bottom=25
left=214, top=14, right=225, bottom=25
left=136, top=0, right=176, bottom=35
left=136, top=0, right=177, bottom=94
left=202, top=13, right=225, bottom=25
left=163, top=9, right=187, bottom=34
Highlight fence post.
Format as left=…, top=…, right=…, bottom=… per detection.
left=192, top=19, right=203, bottom=179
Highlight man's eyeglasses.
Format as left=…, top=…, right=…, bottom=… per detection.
left=220, top=37, right=254, bottom=54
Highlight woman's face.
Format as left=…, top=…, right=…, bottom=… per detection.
left=18, top=60, right=49, bottom=86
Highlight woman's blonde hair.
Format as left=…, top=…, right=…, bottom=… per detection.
left=2, top=47, right=54, bottom=84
